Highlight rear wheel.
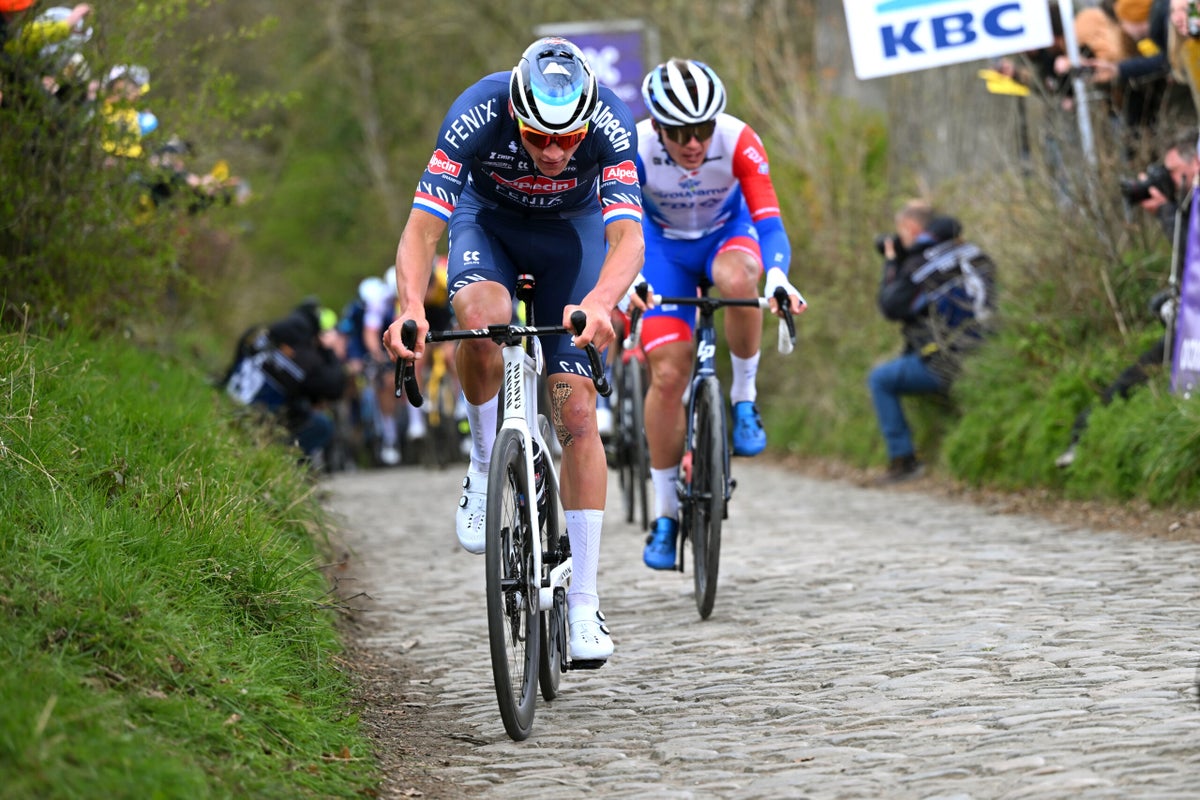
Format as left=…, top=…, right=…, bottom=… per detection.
left=617, top=356, right=649, bottom=529
left=485, top=429, right=540, bottom=741
left=690, top=378, right=725, bottom=620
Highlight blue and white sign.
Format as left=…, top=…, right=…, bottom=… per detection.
left=844, top=0, right=1054, bottom=80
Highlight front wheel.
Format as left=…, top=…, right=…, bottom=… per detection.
left=486, top=428, right=541, bottom=741
left=690, top=378, right=726, bottom=620
left=537, top=416, right=564, bottom=701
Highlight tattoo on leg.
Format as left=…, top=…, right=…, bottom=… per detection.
left=552, top=381, right=574, bottom=448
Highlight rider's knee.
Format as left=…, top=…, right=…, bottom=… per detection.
left=650, top=356, right=691, bottom=401
left=549, top=378, right=595, bottom=445
left=714, top=254, right=760, bottom=298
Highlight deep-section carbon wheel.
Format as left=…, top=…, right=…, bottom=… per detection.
left=485, top=428, right=541, bottom=740
left=690, top=378, right=726, bottom=620
left=536, top=416, right=563, bottom=701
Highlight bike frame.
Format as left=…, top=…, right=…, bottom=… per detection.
left=681, top=300, right=733, bottom=508
left=494, top=331, right=566, bottom=615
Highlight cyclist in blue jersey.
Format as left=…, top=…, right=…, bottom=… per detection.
left=630, top=59, right=805, bottom=569
left=383, top=37, right=644, bottom=664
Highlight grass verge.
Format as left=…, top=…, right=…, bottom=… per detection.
left=0, top=329, right=377, bottom=799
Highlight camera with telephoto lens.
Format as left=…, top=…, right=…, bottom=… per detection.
left=1119, top=162, right=1175, bottom=205
left=874, top=232, right=898, bottom=256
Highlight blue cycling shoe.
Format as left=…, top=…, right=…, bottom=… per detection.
left=643, top=516, right=678, bottom=570
left=731, top=401, right=767, bottom=456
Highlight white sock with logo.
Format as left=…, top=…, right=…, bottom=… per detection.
left=729, top=351, right=760, bottom=405
left=466, top=395, right=498, bottom=473
left=652, top=466, right=680, bottom=519
left=565, top=509, right=603, bottom=611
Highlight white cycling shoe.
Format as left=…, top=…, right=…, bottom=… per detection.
left=568, top=606, right=613, bottom=662
left=455, top=467, right=488, bottom=554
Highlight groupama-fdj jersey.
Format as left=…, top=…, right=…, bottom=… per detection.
left=634, top=113, right=792, bottom=350
left=411, top=71, right=643, bottom=376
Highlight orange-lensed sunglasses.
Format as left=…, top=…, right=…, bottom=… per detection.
left=517, top=120, right=589, bottom=150
left=659, top=120, right=717, bottom=144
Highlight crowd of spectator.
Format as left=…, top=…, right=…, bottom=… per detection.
left=874, top=1, right=1200, bottom=479
left=1, top=0, right=249, bottom=216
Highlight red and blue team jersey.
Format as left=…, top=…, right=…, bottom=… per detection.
left=412, top=72, right=642, bottom=226
left=634, top=114, right=790, bottom=274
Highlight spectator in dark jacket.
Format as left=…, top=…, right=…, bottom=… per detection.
left=1086, top=0, right=1173, bottom=142
left=868, top=200, right=999, bottom=483
left=222, top=299, right=347, bottom=462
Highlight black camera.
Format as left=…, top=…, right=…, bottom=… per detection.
left=874, top=232, right=897, bottom=256
left=1119, top=162, right=1175, bottom=205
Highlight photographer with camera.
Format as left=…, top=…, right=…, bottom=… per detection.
left=1056, top=130, right=1199, bottom=467
left=1122, top=131, right=1199, bottom=237
left=868, top=200, right=998, bottom=484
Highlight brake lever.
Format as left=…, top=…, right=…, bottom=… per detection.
left=395, top=320, right=425, bottom=407
left=570, top=310, right=612, bottom=397
left=773, top=286, right=797, bottom=355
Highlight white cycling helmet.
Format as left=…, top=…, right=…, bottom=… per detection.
left=641, top=59, right=727, bottom=126
left=383, top=266, right=396, bottom=294
left=509, top=36, right=599, bottom=133
left=358, top=276, right=388, bottom=305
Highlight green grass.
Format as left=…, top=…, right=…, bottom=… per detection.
left=0, top=330, right=376, bottom=799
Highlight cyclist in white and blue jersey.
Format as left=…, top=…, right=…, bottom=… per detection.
left=382, top=37, right=644, bottom=663
left=631, top=59, right=805, bottom=570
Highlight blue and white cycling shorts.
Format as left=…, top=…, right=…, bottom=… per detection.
left=445, top=193, right=606, bottom=378
left=641, top=205, right=763, bottom=354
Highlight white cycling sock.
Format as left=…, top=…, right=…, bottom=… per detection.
left=565, top=509, right=603, bottom=610
left=466, top=395, right=498, bottom=473
left=652, top=466, right=680, bottom=519
left=729, top=351, right=760, bottom=405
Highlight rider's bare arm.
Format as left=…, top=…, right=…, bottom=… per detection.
left=384, top=209, right=447, bottom=361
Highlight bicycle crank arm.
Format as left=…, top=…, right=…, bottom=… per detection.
left=539, top=560, right=572, bottom=609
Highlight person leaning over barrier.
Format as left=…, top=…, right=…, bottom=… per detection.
left=868, top=200, right=998, bottom=484
left=1055, top=129, right=1200, bottom=467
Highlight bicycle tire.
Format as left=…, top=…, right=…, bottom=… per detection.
left=690, top=378, right=725, bottom=620
left=485, top=428, right=541, bottom=741
left=630, top=359, right=651, bottom=531
left=536, top=416, right=564, bottom=701
left=615, top=356, right=636, bottom=525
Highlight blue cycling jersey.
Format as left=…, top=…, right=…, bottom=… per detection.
left=412, top=72, right=642, bottom=226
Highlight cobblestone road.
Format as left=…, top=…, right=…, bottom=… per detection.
left=323, top=462, right=1200, bottom=799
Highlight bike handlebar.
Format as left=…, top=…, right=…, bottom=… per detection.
left=394, top=314, right=612, bottom=406
left=652, top=290, right=798, bottom=354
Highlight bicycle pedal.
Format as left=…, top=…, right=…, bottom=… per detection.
left=567, top=658, right=607, bottom=671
